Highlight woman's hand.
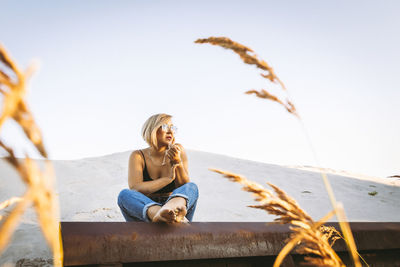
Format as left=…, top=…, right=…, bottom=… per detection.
left=167, top=144, right=182, bottom=165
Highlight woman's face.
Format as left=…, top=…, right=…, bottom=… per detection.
left=156, top=119, right=175, bottom=147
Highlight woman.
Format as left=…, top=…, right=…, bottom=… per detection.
left=117, top=113, right=199, bottom=223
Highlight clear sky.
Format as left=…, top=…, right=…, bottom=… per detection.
left=1, top=0, right=399, bottom=178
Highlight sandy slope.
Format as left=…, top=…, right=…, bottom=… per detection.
left=1, top=150, right=399, bottom=265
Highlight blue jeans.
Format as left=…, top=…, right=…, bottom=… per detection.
left=117, top=182, right=199, bottom=222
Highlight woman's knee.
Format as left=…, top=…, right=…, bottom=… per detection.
left=117, top=189, right=129, bottom=207
left=185, top=182, right=199, bottom=197
left=117, top=188, right=141, bottom=207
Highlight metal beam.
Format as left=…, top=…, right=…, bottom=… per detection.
left=61, top=222, right=400, bottom=266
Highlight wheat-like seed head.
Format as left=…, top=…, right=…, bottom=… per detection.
left=0, top=44, right=63, bottom=266
left=200, top=36, right=363, bottom=266
left=195, top=37, right=278, bottom=82
left=195, top=37, right=300, bottom=118
left=245, top=90, right=299, bottom=118
left=319, top=225, right=342, bottom=247
left=0, top=44, right=46, bottom=157
left=210, top=168, right=344, bottom=266
left=0, top=197, right=22, bottom=211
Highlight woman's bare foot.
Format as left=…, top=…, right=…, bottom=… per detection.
left=173, top=206, right=187, bottom=223
left=147, top=205, right=161, bottom=221
left=153, top=197, right=188, bottom=223
left=152, top=207, right=176, bottom=223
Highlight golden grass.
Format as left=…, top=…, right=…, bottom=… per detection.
left=195, top=37, right=299, bottom=118
left=199, top=36, right=363, bottom=267
left=0, top=197, right=22, bottom=221
left=195, top=37, right=281, bottom=85
left=0, top=44, right=63, bottom=266
left=0, top=197, right=22, bottom=210
left=210, top=168, right=344, bottom=267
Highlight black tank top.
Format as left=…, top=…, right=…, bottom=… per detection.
left=139, top=150, right=175, bottom=194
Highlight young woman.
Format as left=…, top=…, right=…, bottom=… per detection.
left=117, top=113, right=199, bottom=223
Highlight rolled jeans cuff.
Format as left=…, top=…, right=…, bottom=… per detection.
left=167, top=193, right=189, bottom=210
left=142, top=202, right=162, bottom=222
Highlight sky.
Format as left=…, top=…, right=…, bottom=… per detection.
left=0, top=0, right=399, bottom=178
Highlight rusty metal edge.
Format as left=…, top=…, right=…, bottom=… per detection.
left=61, top=222, right=400, bottom=266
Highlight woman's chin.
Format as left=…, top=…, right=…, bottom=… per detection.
left=159, top=140, right=172, bottom=147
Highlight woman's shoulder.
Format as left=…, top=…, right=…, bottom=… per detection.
left=129, top=149, right=146, bottom=161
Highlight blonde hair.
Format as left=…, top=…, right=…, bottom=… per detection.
left=141, top=113, right=173, bottom=148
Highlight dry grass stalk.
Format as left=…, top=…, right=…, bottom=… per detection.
left=0, top=197, right=22, bottom=210
left=0, top=44, right=46, bottom=157
left=318, top=172, right=361, bottom=267
left=319, top=222, right=370, bottom=267
left=199, top=36, right=362, bottom=266
left=195, top=36, right=299, bottom=118
left=210, top=168, right=344, bottom=267
left=245, top=89, right=298, bottom=116
left=0, top=197, right=22, bottom=221
left=0, top=44, right=63, bottom=266
left=195, top=37, right=280, bottom=85
left=319, top=226, right=342, bottom=247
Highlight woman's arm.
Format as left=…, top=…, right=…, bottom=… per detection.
left=167, top=144, right=190, bottom=186
left=128, top=151, right=176, bottom=195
